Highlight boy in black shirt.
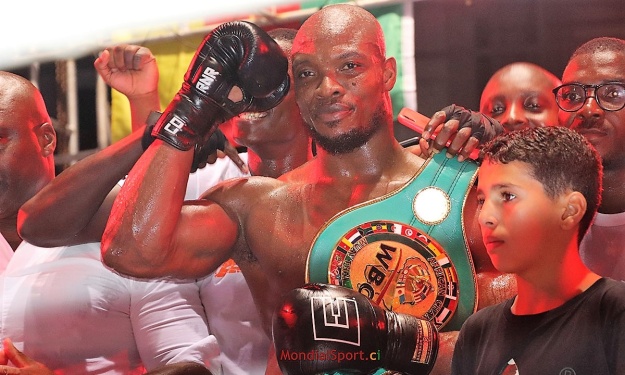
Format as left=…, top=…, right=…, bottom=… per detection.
left=452, top=126, right=625, bottom=375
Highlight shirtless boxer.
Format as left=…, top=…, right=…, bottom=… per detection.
left=101, top=5, right=515, bottom=374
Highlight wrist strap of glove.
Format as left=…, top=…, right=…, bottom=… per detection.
left=141, top=111, right=162, bottom=150
left=151, top=90, right=209, bottom=151
left=145, top=110, right=231, bottom=174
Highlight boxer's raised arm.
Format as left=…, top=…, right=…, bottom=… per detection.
left=101, top=140, right=239, bottom=279
left=101, top=21, right=289, bottom=280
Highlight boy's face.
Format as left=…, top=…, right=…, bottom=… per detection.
left=476, top=160, right=567, bottom=277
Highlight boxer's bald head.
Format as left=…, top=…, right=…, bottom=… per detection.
left=293, top=4, right=386, bottom=61
left=290, top=4, right=397, bottom=155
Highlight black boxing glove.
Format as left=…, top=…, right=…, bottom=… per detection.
left=273, top=283, right=438, bottom=375
left=441, top=104, right=503, bottom=143
left=142, top=111, right=228, bottom=173
left=152, top=20, right=289, bottom=151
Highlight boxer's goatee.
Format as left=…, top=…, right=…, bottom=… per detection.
left=308, top=106, right=386, bottom=155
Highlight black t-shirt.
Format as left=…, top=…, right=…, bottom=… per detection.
left=451, top=278, right=625, bottom=375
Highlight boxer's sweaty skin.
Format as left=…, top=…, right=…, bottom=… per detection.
left=102, top=5, right=515, bottom=375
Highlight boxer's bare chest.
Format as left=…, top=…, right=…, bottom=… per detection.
left=241, top=178, right=405, bottom=278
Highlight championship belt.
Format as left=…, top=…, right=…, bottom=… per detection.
left=306, top=151, right=478, bottom=332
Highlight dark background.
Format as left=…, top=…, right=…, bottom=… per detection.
left=413, top=0, right=625, bottom=116
left=11, top=0, right=625, bottom=149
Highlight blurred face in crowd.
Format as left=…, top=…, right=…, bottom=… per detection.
left=0, top=72, right=55, bottom=220
left=480, top=62, right=561, bottom=132
left=231, top=37, right=306, bottom=153
left=557, top=49, right=625, bottom=170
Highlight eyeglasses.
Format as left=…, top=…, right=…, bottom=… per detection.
left=552, top=82, right=625, bottom=112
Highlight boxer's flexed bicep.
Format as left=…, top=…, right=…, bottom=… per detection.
left=102, top=199, right=238, bottom=281
left=171, top=200, right=239, bottom=279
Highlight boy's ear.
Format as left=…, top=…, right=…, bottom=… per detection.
left=560, top=191, right=586, bottom=230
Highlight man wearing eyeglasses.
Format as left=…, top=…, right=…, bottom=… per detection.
left=553, top=37, right=625, bottom=281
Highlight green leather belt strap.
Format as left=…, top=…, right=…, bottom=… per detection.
left=307, top=151, right=478, bottom=332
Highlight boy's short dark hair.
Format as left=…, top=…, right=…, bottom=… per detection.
left=480, top=126, right=602, bottom=242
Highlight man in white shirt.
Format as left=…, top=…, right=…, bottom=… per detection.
left=0, top=71, right=219, bottom=375
left=18, top=29, right=309, bottom=375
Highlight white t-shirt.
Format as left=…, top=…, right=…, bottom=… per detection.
left=1, top=152, right=263, bottom=375
left=0, top=241, right=221, bottom=374
left=187, top=153, right=270, bottom=375
left=185, top=153, right=249, bottom=200
left=198, top=261, right=270, bottom=375
left=580, top=211, right=625, bottom=281
left=0, top=233, right=13, bottom=273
